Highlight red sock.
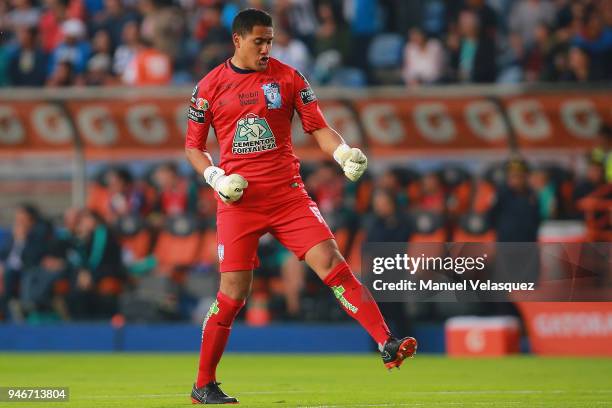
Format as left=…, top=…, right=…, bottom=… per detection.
left=196, top=291, right=245, bottom=387
left=323, top=262, right=391, bottom=346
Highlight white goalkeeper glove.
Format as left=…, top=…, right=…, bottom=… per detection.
left=333, top=144, right=368, bottom=182
left=203, top=166, right=248, bottom=204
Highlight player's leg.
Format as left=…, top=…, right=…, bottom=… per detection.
left=193, top=208, right=264, bottom=404
left=271, top=198, right=416, bottom=368
left=305, top=239, right=392, bottom=345
left=304, top=239, right=417, bottom=369
left=196, top=270, right=252, bottom=387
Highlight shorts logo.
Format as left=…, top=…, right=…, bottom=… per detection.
left=218, top=244, right=224, bottom=263
left=309, top=205, right=324, bottom=224
left=262, top=82, right=282, bottom=109
left=232, top=113, right=277, bottom=154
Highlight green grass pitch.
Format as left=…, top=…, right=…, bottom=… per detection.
left=1, top=353, right=611, bottom=407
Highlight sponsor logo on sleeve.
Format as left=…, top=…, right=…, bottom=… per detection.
left=190, top=85, right=199, bottom=105
left=188, top=106, right=206, bottom=123
left=300, top=87, right=316, bottom=105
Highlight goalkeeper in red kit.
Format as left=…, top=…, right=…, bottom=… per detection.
left=185, top=8, right=417, bottom=404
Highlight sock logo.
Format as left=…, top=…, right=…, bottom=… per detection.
left=201, top=300, right=220, bottom=338
left=331, top=285, right=358, bottom=313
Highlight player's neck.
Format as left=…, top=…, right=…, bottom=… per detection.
left=230, top=56, right=256, bottom=73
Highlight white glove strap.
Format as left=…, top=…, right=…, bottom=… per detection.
left=203, top=166, right=225, bottom=189
left=333, top=143, right=351, bottom=166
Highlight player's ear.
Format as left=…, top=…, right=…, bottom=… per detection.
left=232, top=32, right=241, bottom=48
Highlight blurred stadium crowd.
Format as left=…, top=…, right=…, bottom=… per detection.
left=1, top=0, right=612, bottom=87
left=1, top=122, right=610, bottom=324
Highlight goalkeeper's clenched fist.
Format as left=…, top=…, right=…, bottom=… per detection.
left=333, top=143, right=368, bottom=182
left=204, top=166, right=248, bottom=203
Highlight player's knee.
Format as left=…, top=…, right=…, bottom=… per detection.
left=220, top=271, right=253, bottom=301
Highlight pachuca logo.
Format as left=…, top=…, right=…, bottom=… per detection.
left=232, top=113, right=277, bottom=154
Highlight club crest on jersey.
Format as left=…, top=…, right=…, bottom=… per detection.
left=262, top=82, right=282, bottom=109
left=232, top=113, right=277, bottom=154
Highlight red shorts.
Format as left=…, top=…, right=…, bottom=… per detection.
left=216, top=197, right=334, bottom=272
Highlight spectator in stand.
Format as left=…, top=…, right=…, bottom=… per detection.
left=46, top=59, right=78, bottom=86
left=529, top=167, right=557, bottom=220
left=153, top=162, right=198, bottom=216
left=363, top=188, right=411, bottom=337
left=275, top=0, right=318, bottom=52
left=402, top=27, right=445, bottom=86
left=82, top=53, right=116, bottom=85
left=48, top=18, right=91, bottom=76
left=464, top=0, right=498, bottom=41
left=39, top=0, right=84, bottom=54
left=416, top=171, right=446, bottom=212
left=509, top=0, right=556, bottom=48
left=101, top=167, right=148, bottom=223
left=194, top=3, right=233, bottom=75
left=365, top=188, right=412, bottom=243
left=112, top=20, right=139, bottom=76
left=7, top=26, right=48, bottom=86
left=91, top=0, right=138, bottom=52
left=6, top=0, right=41, bottom=32
left=121, top=37, right=172, bottom=86
left=68, top=209, right=124, bottom=319
left=574, top=159, right=606, bottom=202
left=0, top=204, right=52, bottom=320
left=377, top=168, right=410, bottom=209
left=314, top=1, right=349, bottom=59
left=345, top=0, right=382, bottom=79
left=19, top=239, right=71, bottom=320
left=270, top=28, right=311, bottom=76
left=589, top=123, right=612, bottom=182
left=488, top=159, right=541, bottom=241
left=562, top=46, right=595, bottom=82
left=138, top=0, right=185, bottom=62
left=82, top=29, right=117, bottom=85
left=572, top=11, right=612, bottom=80
left=449, top=10, right=497, bottom=83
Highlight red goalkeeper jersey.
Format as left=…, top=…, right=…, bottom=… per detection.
left=185, top=58, right=328, bottom=207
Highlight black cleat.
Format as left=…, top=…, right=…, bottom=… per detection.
left=191, top=382, right=239, bottom=404
left=381, top=336, right=417, bottom=370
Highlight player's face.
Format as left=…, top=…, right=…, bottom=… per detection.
left=234, top=25, right=274, bottom=71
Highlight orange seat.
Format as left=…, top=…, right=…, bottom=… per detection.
left=198, top=229, right=218, bottom=265
left=97, top=276, right=123, bottom=296
left=154, top=231, right=201, bottom=268
left=334, top=227, right=351, bottom=255
left=472, top=180, right=496, bottom=214
left=120, top=230, right=152, bottom=261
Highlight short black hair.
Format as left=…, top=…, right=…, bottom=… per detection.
left=232, top=8, right=273, bottom=36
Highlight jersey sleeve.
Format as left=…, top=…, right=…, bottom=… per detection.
left=293, top=70, right=328, bottom=133
left=185, top=83, right=213, bottom=151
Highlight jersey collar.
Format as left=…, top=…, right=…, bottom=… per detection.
left=227, top=59, right=257, bottom=74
